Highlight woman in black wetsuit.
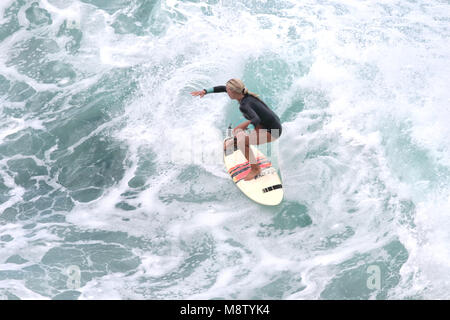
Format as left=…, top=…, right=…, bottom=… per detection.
left=191, top=78, right=282, bottom=181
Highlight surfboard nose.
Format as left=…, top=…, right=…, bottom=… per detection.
left=239, top=181, right=284, bottom=206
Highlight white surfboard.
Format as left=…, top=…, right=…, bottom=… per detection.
left=223, top=136, right=283, bottom=206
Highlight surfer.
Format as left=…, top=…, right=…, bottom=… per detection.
left=191, top=78, right=282, bottom=180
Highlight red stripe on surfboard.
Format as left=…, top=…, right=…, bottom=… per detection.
left=230, top=160, right=271, bottom=178
left=233, top=162, right=272, bottom=183
left=228, top=156, right=266, bottom=174
left=228, top=156, right=265, bottom=173
left=229, top=161, right=267, bottom=177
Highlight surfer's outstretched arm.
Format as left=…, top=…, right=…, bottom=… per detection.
left=203, top=86, right=226, bottom=94
left=190, top=86, right=226, bottom=98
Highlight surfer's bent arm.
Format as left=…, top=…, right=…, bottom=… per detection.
left=203, top=86, right=226, bottom=94
left=239, top=103, right=261, bottom=127
left=233, top=120, right=251, bottom=135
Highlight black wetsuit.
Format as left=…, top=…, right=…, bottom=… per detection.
left=206, top=86, right=282, bottom=137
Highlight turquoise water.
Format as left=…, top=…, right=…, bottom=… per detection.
left=0, top=0, right=449, bottom=299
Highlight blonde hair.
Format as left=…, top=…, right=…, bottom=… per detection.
left=226, top=78, right=261, bottom=100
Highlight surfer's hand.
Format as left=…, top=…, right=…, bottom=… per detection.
left=233, top=120, right=251, bottom=135
left=224, top=139, right=234, bottom=150
left=233, top=128, right=245, bottom=135
left=191, top=90, right=206, bottom=98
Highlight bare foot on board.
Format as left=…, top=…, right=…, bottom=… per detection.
left=244, top=166, right=261, bottom=181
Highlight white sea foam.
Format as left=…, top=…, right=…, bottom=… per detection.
left=1, top=0, right=449, bottom=299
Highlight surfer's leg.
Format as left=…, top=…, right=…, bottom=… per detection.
left=241, top=128, right=281, bottom=181
left=235, top=131, right=258, bottom=165
left=235, top=131, right=261, bottom=181
left=249, top=128, right=279, bottom=145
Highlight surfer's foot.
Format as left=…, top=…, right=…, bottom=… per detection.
left=244, top=165, right=261, bottom=181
